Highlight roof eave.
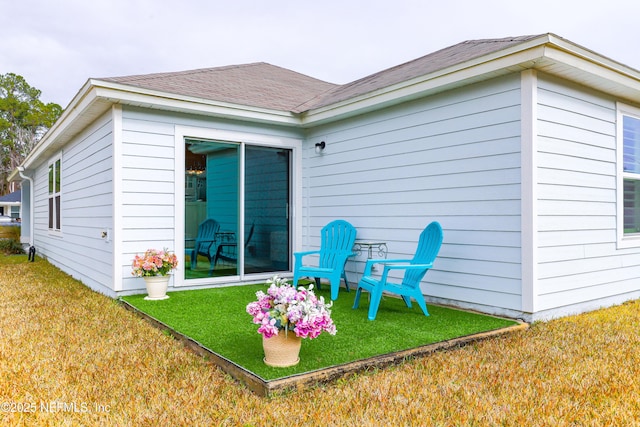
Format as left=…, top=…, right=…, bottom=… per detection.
left=18, top=80, right=302, bottom=171
left=299, top=45, right=547, bottom=126
left=20, top=79, right=103, bottom=170
left=301, top=34, right=640, bottom=126
left=539, top=37, right=640, bottom=103
left=91, top=80, right=302, bottom=125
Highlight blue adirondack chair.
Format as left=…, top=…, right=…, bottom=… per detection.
left=353, top=221, right=443, bottom=320
left=292, top=220, right=357, bottom=300
left=188, top=218, right=221, bottom=273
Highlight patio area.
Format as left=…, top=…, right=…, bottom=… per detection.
left=120, top=282, right=525, bottom=396
left=5, top=255, right=640, bottom=424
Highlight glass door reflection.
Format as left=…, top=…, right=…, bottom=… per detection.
left=184, top=141, right=291, bottom=279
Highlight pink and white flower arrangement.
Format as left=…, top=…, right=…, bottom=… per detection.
left=246, top=275, right=337, bottom=339
left=131, top=248, right=178, bottom=277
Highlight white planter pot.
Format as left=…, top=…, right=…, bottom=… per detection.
left=143, top=275, right=170, bottom=300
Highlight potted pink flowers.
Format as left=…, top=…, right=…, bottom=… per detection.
left=246, top=275, right=337, bottom=367
left=131, top=248, right=178, bottom=300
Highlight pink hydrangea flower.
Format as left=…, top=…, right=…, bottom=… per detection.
left=246, top=275, right=337, bottom=340
left=131, top=248, right=178, bottom=277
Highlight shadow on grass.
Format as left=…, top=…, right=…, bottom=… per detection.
left=121, top=283, right=524, bottom=395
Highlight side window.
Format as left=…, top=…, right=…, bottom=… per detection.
left=48, top=155, right=62, bottom=231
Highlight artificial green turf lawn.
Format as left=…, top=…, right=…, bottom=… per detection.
left=121, top=283, right=518, bottom=380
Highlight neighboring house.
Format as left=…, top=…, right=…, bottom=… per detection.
left=9, top=33, right=640, bottom=322
left=0, top=190, right=21, bottom=219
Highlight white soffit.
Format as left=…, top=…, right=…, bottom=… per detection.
left=539, top=46, right=640, bottom=103
left=91, top=82, right=300, bottom=126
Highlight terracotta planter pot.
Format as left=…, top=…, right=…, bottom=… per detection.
left=262, top=332, right=301, bottom=367
left=143, top=275, right=170, bottom=300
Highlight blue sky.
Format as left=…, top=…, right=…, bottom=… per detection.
left=2, top=0, right=640, bottom=107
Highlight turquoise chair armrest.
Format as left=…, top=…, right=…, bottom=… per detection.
left=380, top=262, right=434, bottom=282
left=293, top=250, right=321, bottom=263
left=383, top=263, right=433, bottom=271
left=362, top=258, right=397, bottom=276
left=363, top=258, right=410, bottom=276
left=293, top=250, right=321, bottom=270
left=293, top=250, right=321, bottom=258
left=376, top=258, right=411, bottom=264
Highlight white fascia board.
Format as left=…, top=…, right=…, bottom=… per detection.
left=540, top=45, right=640, bottom=101
left=7, top=169, right=19, bottom=182
left=90, top=81, right=301, bottom=126
left=21, top=80, right=100, bottom=169
left=546, top=33, right=640, bottom=79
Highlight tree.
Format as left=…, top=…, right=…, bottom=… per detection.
left=0, top=73, right=62, bottom=195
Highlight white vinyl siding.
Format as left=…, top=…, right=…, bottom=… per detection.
left=534, top=75, right=640, bottom=316
left=119, top=111, right=187, bottom=292
left=304, top=75, right=524, bottom=315
left=32, top=110, right=115, bottom=295
left=118, top=107, right=303, bottom=293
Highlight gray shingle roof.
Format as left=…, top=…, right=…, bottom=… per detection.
left=100, top=62, right=338, bottom=112
left=98, top=35, right=544, bottom=114
left=302, top=35, right=544, bottom=110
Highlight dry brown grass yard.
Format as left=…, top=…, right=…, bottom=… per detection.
left=1, top=256, right=640, bottom=426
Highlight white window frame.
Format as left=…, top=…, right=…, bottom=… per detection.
left=173, top=125, right=302, bottom=287
left=617, top=102, right=640, bottom=248
left=48, top=152, right=62, bottom=233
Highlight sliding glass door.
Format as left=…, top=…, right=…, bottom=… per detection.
left=245, top=146, right=291, bottom=273
left=184, top=139, right=291, bottom=279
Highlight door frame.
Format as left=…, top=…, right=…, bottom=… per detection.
left=173, top=125, right=302, bottom=288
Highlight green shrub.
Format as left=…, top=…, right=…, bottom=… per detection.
left=0, top=238, right=25, bottom=255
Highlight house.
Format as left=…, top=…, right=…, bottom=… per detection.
left=0, top=189, right=21, bottom=219
left=10, top=33, right=640, bottom=322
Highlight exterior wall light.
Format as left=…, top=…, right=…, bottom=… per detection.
left=315, top=141, right=326, bottom=154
